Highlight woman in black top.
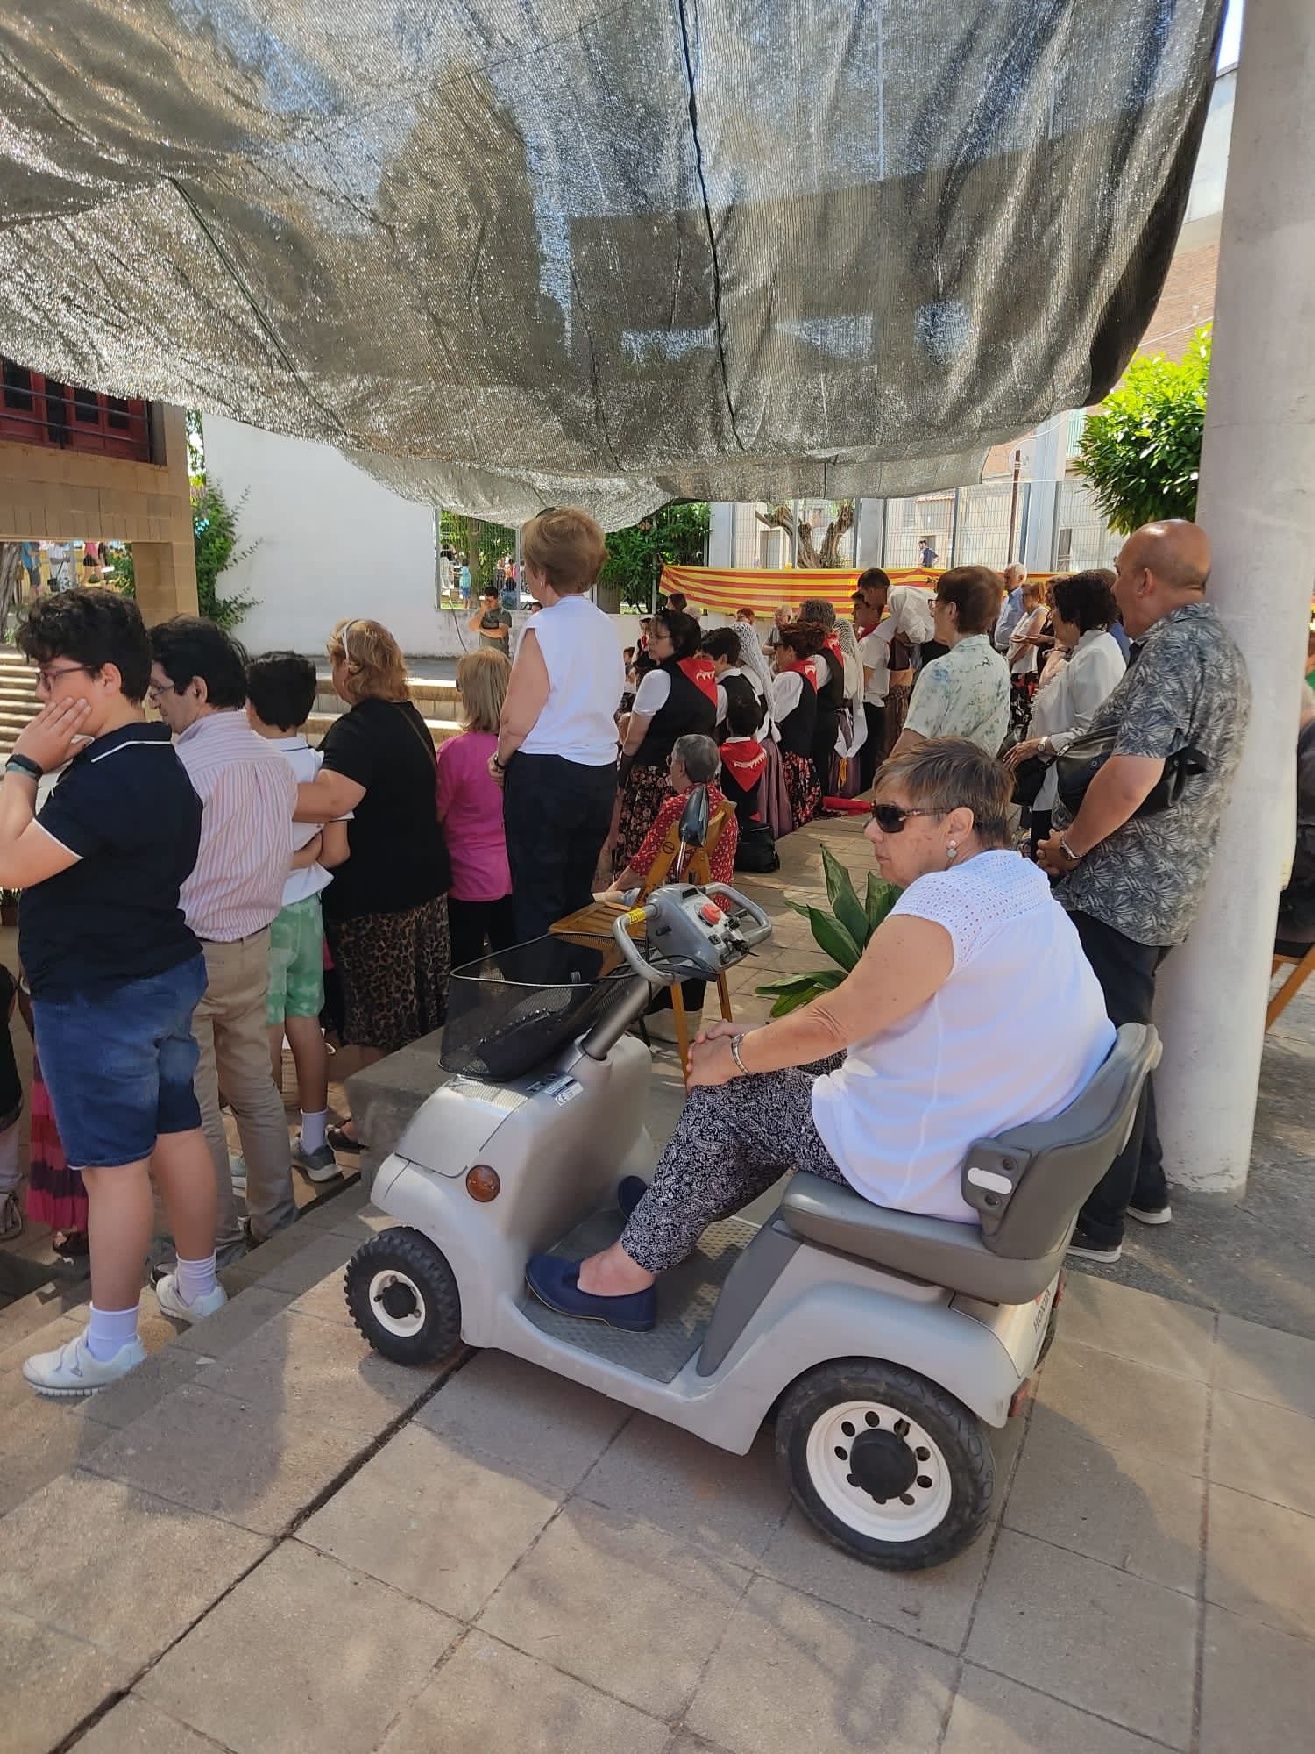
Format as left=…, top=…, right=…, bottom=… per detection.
left=614, top=610, right=716, bottom=873
left=296, top=619, right=450, bottom=1144
left=769, top=621, right=826, bottom=830
left=798, top=599, right=845, bottom=800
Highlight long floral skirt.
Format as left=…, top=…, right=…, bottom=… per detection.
left=781, top=750, right=822, bottom=833
left=614, top=761, right=672, bottom=875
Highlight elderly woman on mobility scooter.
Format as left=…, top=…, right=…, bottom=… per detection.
left=526, top=738, right=1116, bottom=1331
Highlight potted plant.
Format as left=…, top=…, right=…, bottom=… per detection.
left=757, top=846, right=900, bottom=1016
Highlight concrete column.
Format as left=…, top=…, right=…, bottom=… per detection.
left=133, top=539, right=198, bottom=623
left=707, top=502, right=733, bottom=567
left=1153, top=0, right=1315, bottom=1196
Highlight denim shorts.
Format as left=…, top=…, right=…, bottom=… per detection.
left=32, top=954, right=207, bottom=1169
left=266, top=893, right=326, bottom=1026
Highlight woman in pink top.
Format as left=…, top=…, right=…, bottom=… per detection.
left=436, top=650, right=515, bottom=969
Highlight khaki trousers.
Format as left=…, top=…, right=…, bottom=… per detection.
left=194, top=932, right=295, bottom=1245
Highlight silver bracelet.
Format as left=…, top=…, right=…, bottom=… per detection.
left=729, top=1034, right=751, bottom=1076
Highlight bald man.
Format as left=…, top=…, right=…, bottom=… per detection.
left=1037, top=520, right=1249, bottom=1264
left=993, top=562, right=1028, bottom=652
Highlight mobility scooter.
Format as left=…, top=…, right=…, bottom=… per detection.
left=345, top=809, right=1158, bottom=1570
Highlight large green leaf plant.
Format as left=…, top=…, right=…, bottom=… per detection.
left=757, top=846, right=900, bottom=1016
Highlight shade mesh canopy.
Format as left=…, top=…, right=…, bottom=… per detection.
left=0, top=1, right=1223, bottom=527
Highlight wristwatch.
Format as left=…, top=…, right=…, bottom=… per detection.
left=1058, top=835, right=1083, bottom=867
left=491, top=754, right=507, bottom=773
left=5, top=753, right=42, bottom=781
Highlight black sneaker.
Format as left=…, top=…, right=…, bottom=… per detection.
left=1067, top=1222, right=1122, bottom=1265
left=1127, top=1202, right=1172, bottom=1226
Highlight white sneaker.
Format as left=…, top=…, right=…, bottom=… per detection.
left=155, top=1273, right=229, bottom=1325
left=23, top=1330, right=146, bottom=1397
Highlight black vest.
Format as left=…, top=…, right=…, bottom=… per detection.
left=777, top=671, right=818, bottom=758
left=634, top=660, right=716, bottom=769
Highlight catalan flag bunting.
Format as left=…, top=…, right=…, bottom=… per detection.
left=657, top=564, right=1059, bottom=616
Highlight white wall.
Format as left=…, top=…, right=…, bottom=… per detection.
left=203, top=416, right=442, bottom=654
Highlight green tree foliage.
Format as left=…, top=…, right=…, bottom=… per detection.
left=757, top=847, right=900, bottom=1016
left=1076, top=326, right=1211, bottom=534
left=598, top=502, right=710, bottom=611
left=439, top=512, right=516, bottom=587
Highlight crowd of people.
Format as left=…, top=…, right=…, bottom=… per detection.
left=0, top=506, right=1267, bottom=1386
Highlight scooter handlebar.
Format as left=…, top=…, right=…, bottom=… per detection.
left=702, top=883, right=773, bottom=948
left=612, top=903, right=667, bottom=986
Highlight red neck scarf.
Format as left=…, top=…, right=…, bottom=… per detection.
left=676, top=654, right=718, bottom=704
left=784, top=658, right=819, bottom=690
left=822, top=632, right=843, bottom=663
left=720, top=737, right=768, bottom=789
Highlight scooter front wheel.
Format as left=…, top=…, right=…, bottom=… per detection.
left=775, top=1358, right=994, bottom=1571
left=344, top=1229, right=462, bottom=1366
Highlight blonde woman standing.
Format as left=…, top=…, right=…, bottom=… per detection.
left=437, top=648, right=516, bottom=969
left=296, top=618, right=450, bottom=1148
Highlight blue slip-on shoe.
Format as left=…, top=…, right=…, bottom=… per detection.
left=617, top=1176, right=650, bottom=1221
left=525, top=1253, right=657, bottom=1332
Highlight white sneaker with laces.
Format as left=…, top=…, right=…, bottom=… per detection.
left=23, top=1331, right=146, bottom=1397
left=155, top=1273, right=229, bottom=1324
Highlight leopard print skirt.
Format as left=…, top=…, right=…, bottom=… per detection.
left=325, top=894, right=450, bottom=1055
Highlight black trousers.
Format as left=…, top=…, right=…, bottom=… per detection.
left=1071, top=910, right=1171, bottom=1245
left=503, top=752, right=617, bottom=942
left=447, top=894, right=517, bottom=971
left=859, top=702, right=885, bottom=792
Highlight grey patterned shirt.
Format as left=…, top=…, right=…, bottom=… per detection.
left=1057, top=602, right=1249, bottom=946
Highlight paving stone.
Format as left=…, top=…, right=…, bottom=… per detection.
left=70, top=1695, right=226, bottom=1753
left=942, top=1665, right=1170, bottom=1754
left=0, top=1471, right=268, bottom=1664
left=138, top=1542, right=458, bottom=1754
left=1208, top=1388, right=1315, bottom=1518
left=297, top=1422, right=560, bottom=1619
left=685, top=1574, right=958, bottom=1754
left=377, top=1629, right=669, bottom=1754
left=478, top=1499, right=750, bottom=1719
left=965, top=1529, right=1197, bottom=1748
left=1213, top=1314, right=1315, bottom=1419
left=1204, top=1482, right=1315, bottom=1639
left=413, top=1350, right=630, bottom=1490
left=0, top=1309, right=83, bottom=1375
left=1199, top=1604, right=1315, bottom=1754
left=0, top=1606, right=135, bottom=1754
left=1036, top=1339, right=1208, bottom=1477
left=0, top=1378, right=114, bottom=1516
left=169, top=1286, right=294, bottom=1358
left=574, top=1414, right=788, bottom=1568
left=1002, top=1405, right=1203, bottom=1595
left=1055, top=1274, right=1215, bottom=1381
left=242, top=1229, right=356, bottom=1296
left=78, top=1346, right=203, bottom=1432
left=189, top=1309, right=435, bottom=1440
left=287, top=1265, right=356, bottom=1329
left=81, top=1381, right=365, bottom=1536
left=755, top=1504, right=991, bottom=1654
left=285, top=1179, right=369, bottom=1233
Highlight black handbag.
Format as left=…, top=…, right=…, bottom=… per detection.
left=1055, top=728, right=1207, bottom=818
left=1010, top=754, right=1050, bottom=808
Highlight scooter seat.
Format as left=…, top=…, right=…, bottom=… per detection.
left=778, top=1176, right=1064, bottom=1305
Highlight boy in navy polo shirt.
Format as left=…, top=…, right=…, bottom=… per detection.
left=0, top=590, right=228, bottom=1396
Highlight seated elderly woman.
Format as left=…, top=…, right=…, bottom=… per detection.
left=526, top=738, right=1115, bottom=1330
left=599, top=734, right=737, bottom=900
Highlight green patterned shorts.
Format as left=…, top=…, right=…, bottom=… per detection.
left=266, top=893, right=326, bottom=1026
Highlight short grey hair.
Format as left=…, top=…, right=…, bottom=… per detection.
left=876, top=737, right=1012, bottom=849
left=672, top=734, right=720, bottom=784
left=799, top=598, right=836, bottom=629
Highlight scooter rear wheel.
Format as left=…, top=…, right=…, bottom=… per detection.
left=776, top=1358, right=995, bottom=1571
left=344, top=1229, right=462, bottom=1366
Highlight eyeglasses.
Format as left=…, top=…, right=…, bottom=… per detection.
left=146, top=679, right=177, bottom=699
left=36, top=664, right=95, bottom=689
left=869, top=802, right=944, bottom=833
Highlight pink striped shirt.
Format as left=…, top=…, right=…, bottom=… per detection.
left=174, top=711, right=298, bottom=942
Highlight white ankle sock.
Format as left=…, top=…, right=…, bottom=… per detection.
left=175, top=1252, right=218, bottom=1306
left=300, top=1109, right=329, bottom=1153
left=86, top=1303, right=140, bottom=1361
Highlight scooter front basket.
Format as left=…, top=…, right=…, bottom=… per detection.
left=440, top=934, right=636, bottom=1080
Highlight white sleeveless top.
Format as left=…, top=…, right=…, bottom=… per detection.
left=519, top=594, right=626, bottom=766
left=811, top=851, right=1115, bottom=1222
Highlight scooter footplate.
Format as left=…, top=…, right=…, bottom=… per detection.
left=522, top=1210, right=756, bottom=1382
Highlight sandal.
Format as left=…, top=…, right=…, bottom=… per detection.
left=326, top=1123, right=365, bottom=1153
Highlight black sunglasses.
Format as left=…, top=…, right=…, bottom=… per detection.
left=870, top=802, right=943, bottom=833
